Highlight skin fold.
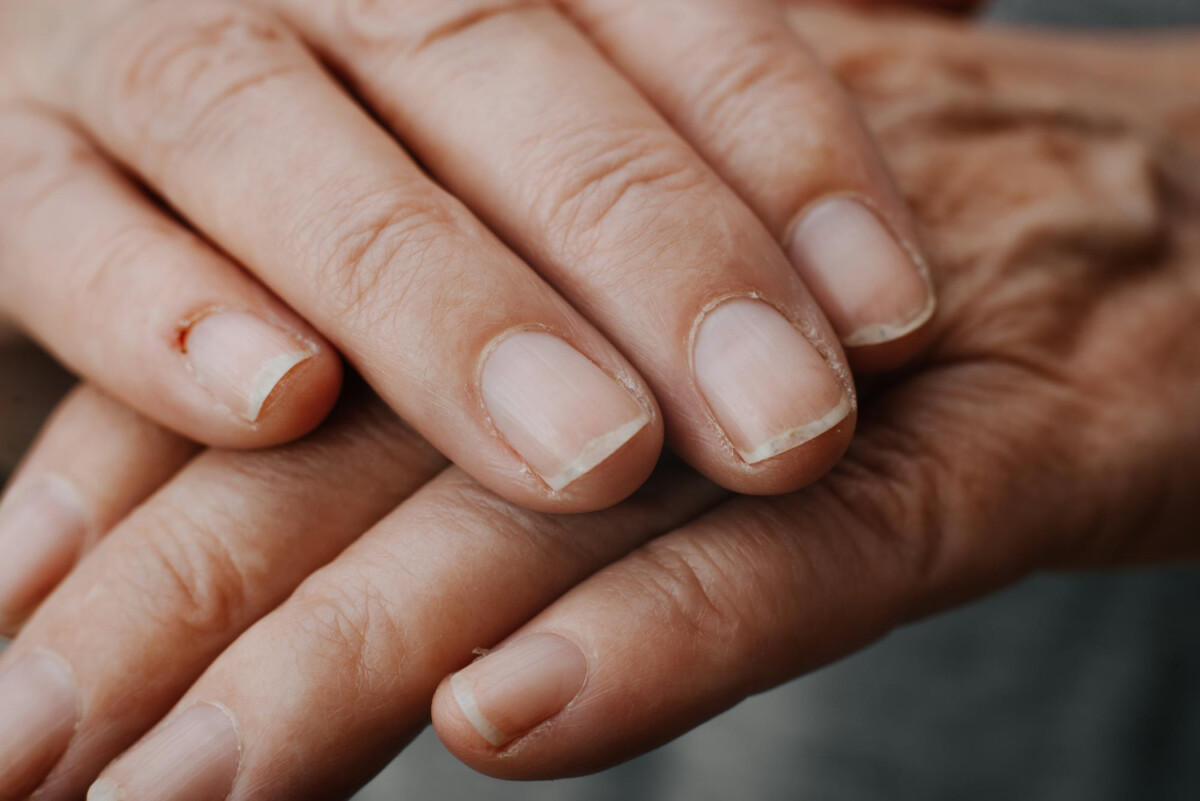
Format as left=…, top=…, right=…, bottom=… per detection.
left=0, top=4, right=1197, bottom=799
left=0, top=0, right=952, bottom=512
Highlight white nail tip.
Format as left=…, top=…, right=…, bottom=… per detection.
left=242, top=350, right=313, bottom=422
left=450, top=672, right=510, bottom=748
left=841, top=294, right=937, bottom=348
left=737, top=393, right=852, bottom=465
left=540, top=411, right=650, bottom=492
left=87, top=777, right=123, bottom=801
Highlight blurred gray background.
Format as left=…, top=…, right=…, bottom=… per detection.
left=357, top=1, right=1200, bottom=798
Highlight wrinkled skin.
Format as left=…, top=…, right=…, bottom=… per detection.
left=427, top=11, right=1200, bottom=777
left=798, top=6, right=1200, bottom=570
left=1, top=6, right=1198, bottom=798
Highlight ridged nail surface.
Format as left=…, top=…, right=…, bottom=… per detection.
left=0, top=651, right=80, bottom=798
left=88, top=704, right=240, bottom=801
left=451, top=634, right=588, bottom=748
left=789, top=197, right=934, bottom=346
left=694, top=299, right=850, bottom=464
left=184, top=311, right=315, bottom=423
left=0, top=475, right=88, bottom=627
left=481, top=332, right=648, bottom=491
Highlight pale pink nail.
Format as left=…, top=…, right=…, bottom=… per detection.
left=88, top=704, right=241, bottom=801
left=0, top=474, right=88, bottom=627
left=788, top=197, right=934, bottom=346
left=451, top=634, right=588, bottom=748
left=481, top=332, right=649, bottom=491
left=184, top=311, right=316, bottom=423
left=0, top=651, right=80, bottom=797
left=694, top=299, right=850, bottom=464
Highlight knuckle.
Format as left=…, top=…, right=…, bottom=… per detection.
left=826, top=429, right=949, bottom=595
left=89, top=2, right=304, bottom=171
left=692, top=27, right=804, bottom=125
left=533, top=125, right=711, bottom=264
left=310, top=187, right=463, bottom=328
left=289, top=564, right=413, bottom=688
left=338, top=0, right=548, bottom=55
left=622, top=537, right=752, bottom=650
left=73, top=221, right=181, bottom=327
left=112, top=504, right=253, bottom=638
left=0, top=108, right=96, bottom=204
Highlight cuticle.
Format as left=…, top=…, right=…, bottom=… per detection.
left=489, top=631, right=591, bottom=754
left=195, top=701, right=244, bottom=801
left=176, top=306, right=318, bottom=429
left=474, top=324, right=656, bottom=495
left=787, top=191, right=936, bottom=293
left=689, top=293, right=858, bottom=466
left=175, top=306, right=321, bottom=358
left=27, top=646, right=84, bottom=733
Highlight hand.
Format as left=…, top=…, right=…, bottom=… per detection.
left=0, top=0, right=945, bottom=514
left=3, top=5, right=1196, bottom=799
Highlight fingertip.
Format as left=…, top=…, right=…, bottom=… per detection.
left=844, top=305, right=936, bottom=374
left=686, top=404, right=857, bottom=497
left=248, top=343, right=344, bottom=447
left=431, top=662, right=568, bottom=780
left=475, top=330, right=664, bottom=514
left=431, top=674, right=494, bottom=757
left=506, top=409, right=664, bottom=515
left=180, top=309, right=344, bottom=449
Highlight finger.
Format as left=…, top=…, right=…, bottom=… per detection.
left=84, top=463, right=725, bottom=801
left=561, top=0, right=938, bottom=371
left=0, top=107, right=344, bottom=448
left=19, top=3, right=662, bottom=512
left=263, top=0, right=856, bottom=495
left=0, top=386, right=446, bottom=800
left=430, top=373, right=1089, bottom=777
left=0, top=384, right=196, bottom=633
left=831, top=0, right=985, bottom=13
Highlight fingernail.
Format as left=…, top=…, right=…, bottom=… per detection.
left=88, top=704, right=241, bottom=801
left=0, top=475, right=88, bottom=627
left=788, top=197, right=934, bottom=347
left=694, top=299, right=850, bottom=464
left=184, top=311, right=316, bottom=423
left=481, top=332, right=649, bottom=491
left=0, top=651, right=80, bottom=797
left=450, top=634, right=588, bottom=748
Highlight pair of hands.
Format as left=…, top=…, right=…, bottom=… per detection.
left=2, top=2, right=1200, bottom=800
left=0, top=0, right=953, bottom=517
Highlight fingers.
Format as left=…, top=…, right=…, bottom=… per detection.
left=0, top=384, right=196, bottom=633
left=0, top=388, right=447, bottom=800
left=832, top=0, right=986, bottom=12
left=84, top=463, right=724, bottom=801
left=29, top=2, right=663, bottom=512
left=0, top=107, right=343, bottom=448
left=428, top=374, right=1083, bottom=778
left=562, top=0, right=938, bottom=371
left=263, top=0, right=857, bottom=495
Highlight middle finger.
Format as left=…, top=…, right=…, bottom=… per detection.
left=18, top=0, right=662, bottom=513
left=266, top=0, right=858, bottom=493
left=0, top=387, right=446, bottom=800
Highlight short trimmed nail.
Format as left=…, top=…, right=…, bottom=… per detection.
left=0, top=475, right=88, bottom=627
left=788, top=197, right=934, bottom=346
left=481, top=332, right=649, bottom=491
left=450, top=634, right=588, bottom=748
left=0, top=652, right=80, bottom=797
left=88, top=704, right=240, bottom=801
left=694, top=299, right=850, bottom=464
left=184, top=311, right=316, bottom=423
